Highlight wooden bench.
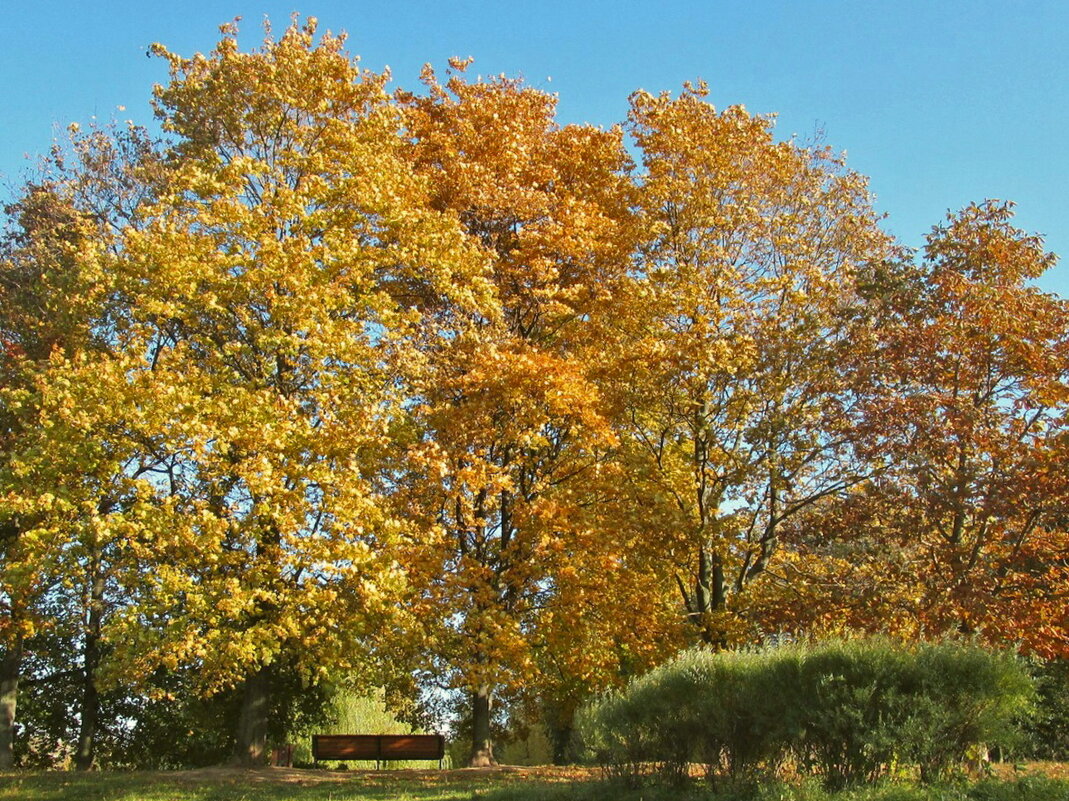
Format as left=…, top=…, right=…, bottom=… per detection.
left=312, top=734, right=446, bottom=768
left=270, top=743, right=295, bottom=767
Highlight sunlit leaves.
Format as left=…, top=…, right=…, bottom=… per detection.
left=615, top=84, right=893, bottom=647
left=3, top=16, right=1068, bottom=771
left=775, top=201, right=1069, bottom=658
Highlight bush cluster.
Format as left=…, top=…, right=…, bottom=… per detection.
left=1023, top=657, right=1069, bottom=760
left=576, top=638, right=1033, bottom=789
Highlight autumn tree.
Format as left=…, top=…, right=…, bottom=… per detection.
left=395, top=60, right=649, bottom=765
left=105, top=19, right=493, bottom=765
left=776, top=202, right=1069, bottom=656
left=0, top=120, right=170, bottom=769
left=0, top=183, right=102, bottom=769
left=524, top=499, right=686, bottom=762
left=617, top=84, right=892, bottom=647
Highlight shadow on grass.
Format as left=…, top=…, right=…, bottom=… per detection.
left=2, top=767, right=1068, bottom=801
left=1, top=767, right=609, bottom=801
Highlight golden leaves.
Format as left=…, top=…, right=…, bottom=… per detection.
left=4, top=20, right=1069, bottom=760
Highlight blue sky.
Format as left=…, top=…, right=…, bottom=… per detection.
left=2, top=1, right=1067, bottom=295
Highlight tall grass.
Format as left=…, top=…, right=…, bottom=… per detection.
left=288, top=690, right=450, bottom=769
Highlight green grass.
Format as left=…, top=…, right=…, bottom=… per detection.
left=0, top=767, right=594, bottom=801
left=1, top=768, right=1067, bottom=801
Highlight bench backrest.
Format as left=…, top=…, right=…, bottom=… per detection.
left=313, top=734, right=380, bottom=761
left=312, top=734, right=445, bottom=761
left=379, top=735, right=445, bottom=760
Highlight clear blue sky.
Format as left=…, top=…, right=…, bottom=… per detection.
left=2, top=1, right=1067, bottom=295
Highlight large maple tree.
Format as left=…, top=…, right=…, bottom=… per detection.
left=774, top=202, right=1069, bottom=657
left=394, top=60, right=655, bottom=765
left=108, top=20, right=490, bottom=764
left=614, top=84, right=892, bottom=647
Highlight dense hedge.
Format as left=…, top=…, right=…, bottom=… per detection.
left=1023, top=657, right=1069, bottom=760
left=577, top=639, right=1033, bottom=788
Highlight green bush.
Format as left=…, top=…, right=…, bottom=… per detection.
left=789, top=639, right=1032, bottom=787
left=573, top=669, right=681, bottom=784
left=577, top=638, right=1034, bottom=790
left=692, top=648, right=799, bottom=782
left=792, top=638, right=917, bottom=788
left=577, top=648, right=797, bottom=786
left=903, top=641, right=1033, bottom=781
left=1022, top=657, right=1069, bottom=760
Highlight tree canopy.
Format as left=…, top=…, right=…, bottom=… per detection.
left=1, top=18, right=1066, bottom=770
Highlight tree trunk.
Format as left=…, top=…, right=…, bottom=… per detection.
left=469, top=685, right=496, bottom=767
left=693, top=543, right=727, bottom=648
left=233, top=666, right=271, bottom=766
left=0, top=638, right=22, bottom=770
left=74, top=567, right=105, bottom=771
left=549, top=720, right=574, bottom=765
left=73, top=654, right=100, bottom=771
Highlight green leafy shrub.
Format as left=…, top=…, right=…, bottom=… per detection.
left=902, top=641, right=1034, bottom=781
left=577, top=638, right=1034, bottom=790
left=1022, top=657, right=1069, bottom=760
left=692, top=648, right=799, bottom=782
left=792, top=639, right=917, bottom=788
left=789, top=639, right=1031, bottom=786
left=573, top=667, right=685, bottom=784
left=577, top=648, right=797, bottom=786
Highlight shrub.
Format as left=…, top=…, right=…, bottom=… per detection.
left=695, top=648, right=799, bottom=781
left=791, top=638, right=917, bottom=788
left=577, top=647, right=796, bottom=786
left=577, top=637, right=1034, bottom=790
left=1021, top=657, right=1069, bottom=760
left=903, top=641, right=1034, bottom=781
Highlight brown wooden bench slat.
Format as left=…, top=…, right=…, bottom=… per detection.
left=313, top=734, right=380, bottom=761
left=312, top=734, right=445, bottom=763
left=379, top=735, right=444, bottom=760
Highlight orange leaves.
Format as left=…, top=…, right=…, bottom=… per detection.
left=387, top=62, right=649, bottom=749
left=431, top=344, right=612, bottom=453
left=611, top=86, right=895, bottom=648
left=924, top=200, right=1057, bottom=286
left=772, top=201, right=1069, bottom=657
left=400, top=64, right=635, bottom=332
left=5, top=17, right=1069, bottom=769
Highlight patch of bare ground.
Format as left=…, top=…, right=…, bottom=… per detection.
left=989, top=761, right=1069, bottom=780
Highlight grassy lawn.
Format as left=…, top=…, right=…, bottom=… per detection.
left=2, top=764, right=1068, bottom=801
left=0, top=766, right=596, bottom=801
